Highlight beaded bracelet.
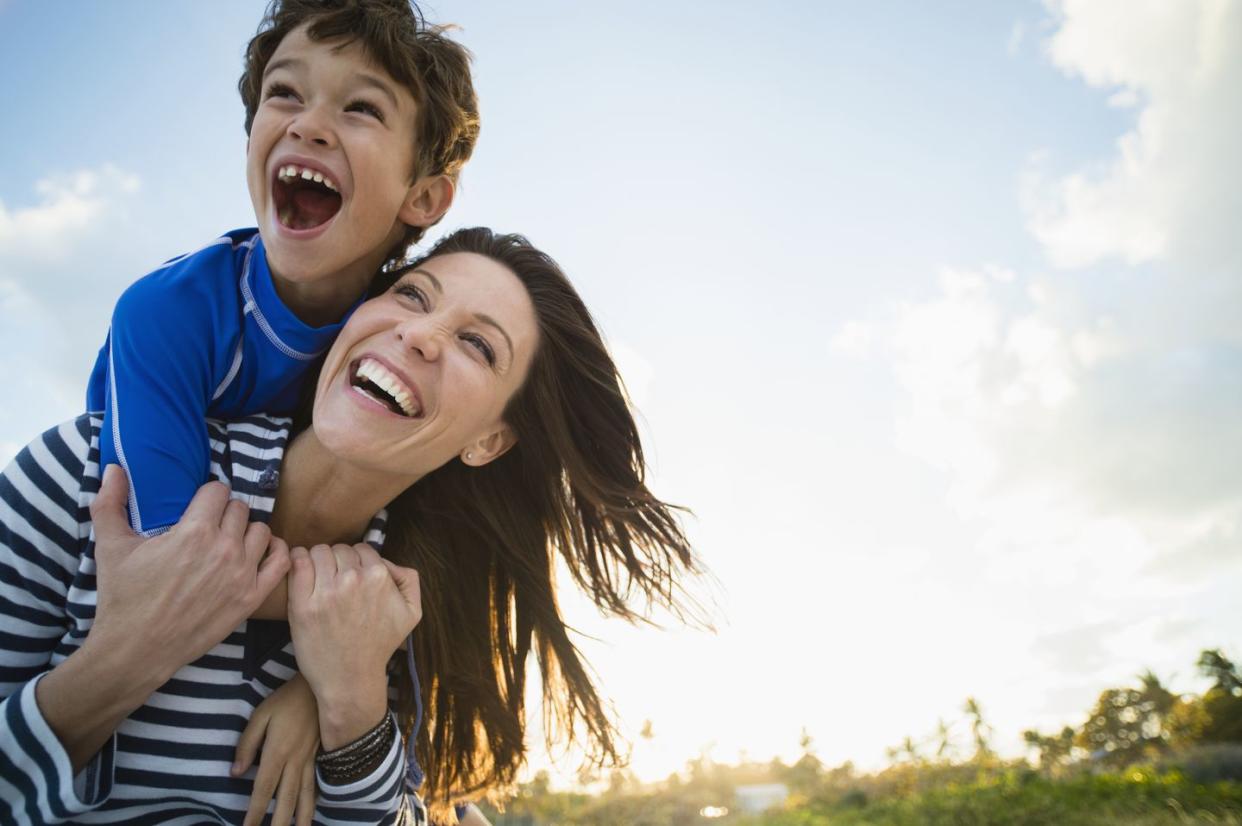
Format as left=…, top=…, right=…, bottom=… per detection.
left=316, top=713, right=396, bottom=785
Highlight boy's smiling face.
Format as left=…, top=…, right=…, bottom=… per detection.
left=246, top=25, right=446, bottom=314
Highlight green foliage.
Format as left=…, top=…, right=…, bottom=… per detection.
left=1076, top=671, right=1177, bottom=767
left=755, top=771, right=1242, bottom=826
left=483, top=648, right=1242, bottom=826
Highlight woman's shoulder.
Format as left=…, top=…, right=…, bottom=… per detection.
left=4, top=414, right=102, bottom=486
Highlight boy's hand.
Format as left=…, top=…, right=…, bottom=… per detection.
left=234, top=673, right=320, bottom=826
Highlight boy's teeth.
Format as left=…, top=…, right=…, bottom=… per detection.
left=276, top=164, right=339, bottom=192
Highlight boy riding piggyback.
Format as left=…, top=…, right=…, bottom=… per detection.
left=88, top=0, right=479, bottom=538
left=83, top=1, right=479, bottom=821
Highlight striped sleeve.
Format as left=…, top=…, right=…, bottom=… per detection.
left=0, top=419, right=115, bottom=823
left=315, top=712, right=411, bottom=825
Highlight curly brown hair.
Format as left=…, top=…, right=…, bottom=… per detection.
left=238, top=0, right=480, bottom=247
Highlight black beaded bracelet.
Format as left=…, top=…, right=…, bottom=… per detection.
left=316, top=713, right=396, bottom=785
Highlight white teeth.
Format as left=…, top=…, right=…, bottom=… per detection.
left=355, top=358, right=418, bottom=416
left=275, top=164, right=339, bottom=192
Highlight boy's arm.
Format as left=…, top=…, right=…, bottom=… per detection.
left=92, top=275, right=221, bottom=536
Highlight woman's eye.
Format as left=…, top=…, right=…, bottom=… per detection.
left=346, top=99, right=385, bottom=122
left=394, top=283, right=428, bottom=309
left=461, top=334, right=496, bottom=366
left=264, top=82, right=299, bottom=102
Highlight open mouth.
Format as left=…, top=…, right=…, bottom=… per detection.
left=273, top=164, right=342, bottom=231
left=350, top=357, right=422, bottom=417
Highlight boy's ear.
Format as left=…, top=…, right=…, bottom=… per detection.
left=460, top=423, right=516, bottom=468
left=399, top=174, right=455, bottom=230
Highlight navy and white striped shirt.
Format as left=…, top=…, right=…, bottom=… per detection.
left=0, top=414, right=420, bottom=825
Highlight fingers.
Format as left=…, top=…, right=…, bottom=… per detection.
left=243, top=755, right=279, bottom=826
left=295, top=763, right=316, bottom=826
left=287, top=546, right=314, bottom=608
left=256, top=538, right=292, bottom=603
left=220, top=497, right=250, bottom=540
left=354, top=543, right=384, bottom=568
left=310, top=544, right=337, bottom=589
left=330, top=543, right=361, bottom=570
left=383, top=561, right=422, bottom=615
left=181, top=479, right=233, bottom=529
left=90, top=464, right=138, bottom=545
left=271, top=766, right=300, bottom=826
left=232, top=704, right=270, bottom=777
left=243, top=521, right=273, bottom=567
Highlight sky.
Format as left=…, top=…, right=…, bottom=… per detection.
left=1, top=0, right=1240, bottom=785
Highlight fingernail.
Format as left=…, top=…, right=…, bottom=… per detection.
left=231, top=761, right=242, bottom=775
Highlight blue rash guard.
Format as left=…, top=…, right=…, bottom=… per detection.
left=86, top=228, right=358, bottom=536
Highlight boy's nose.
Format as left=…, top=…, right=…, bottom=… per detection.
left=288, top=106, right=336, bottom=148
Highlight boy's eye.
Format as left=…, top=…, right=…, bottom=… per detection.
left=460, top=333, right=496, bottom=367
left=264, top=82, right=299, bottom=102
left=346, top=99, right=385, bottom=122
left=394, top=283, right=428, bottom=309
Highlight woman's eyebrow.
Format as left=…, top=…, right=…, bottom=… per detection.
left=410, top=268, right=442, bottom=294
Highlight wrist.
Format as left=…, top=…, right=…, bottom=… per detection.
left=73, top=636, right=167, bottom=705
left=316, top=676, right=389, bottom=751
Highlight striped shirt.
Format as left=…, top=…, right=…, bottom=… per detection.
left=0, top=414, right=421, bottom=825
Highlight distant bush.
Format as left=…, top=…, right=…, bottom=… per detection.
left=1161, top=743, right=1242, bottom=784
left=755, top=769, right=1242, bottom=826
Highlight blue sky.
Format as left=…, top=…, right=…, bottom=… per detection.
left=2, top=0, right=1240, bottom=783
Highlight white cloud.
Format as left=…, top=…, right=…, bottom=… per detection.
left=0, top=165, right=140, bottom=267
left=0, top=166, right=141, bottom=460
left=832, top=2, right=1242, bottom=709
left=1025, top=0, right=1242, bottom=273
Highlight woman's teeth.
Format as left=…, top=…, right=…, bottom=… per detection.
left=276, top=164, right=339, bottom=192
left=354, top=358, right=419, bottom=417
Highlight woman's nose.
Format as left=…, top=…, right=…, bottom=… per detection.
left=287, top=104, right=336, bottom=148
left=396, top=317, right=443, bottom=361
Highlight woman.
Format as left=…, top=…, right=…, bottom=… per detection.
left=0, top=229, right=699, bottom=824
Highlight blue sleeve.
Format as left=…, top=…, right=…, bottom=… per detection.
left=96, top=275, right=222, bottom=536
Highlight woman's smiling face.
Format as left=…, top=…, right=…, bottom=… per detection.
left=312, top=251, right=539, bottom=478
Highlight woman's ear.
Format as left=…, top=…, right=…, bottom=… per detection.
left=461, top=424, right=516, bottom=467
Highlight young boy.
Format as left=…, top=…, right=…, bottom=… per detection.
left=87, top=0, right=479, bottom=539
left=83, top=0, right=480, bottom=821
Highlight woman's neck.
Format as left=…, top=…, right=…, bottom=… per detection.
left=269, top=428, right=417, bottom=548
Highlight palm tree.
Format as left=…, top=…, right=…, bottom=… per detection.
left=963, top=697, right=994, bottom=762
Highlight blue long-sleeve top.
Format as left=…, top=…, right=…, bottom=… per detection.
left=85, top=229, right=355, bottom=536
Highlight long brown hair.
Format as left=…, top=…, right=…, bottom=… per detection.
left=355, top=228, right=702, bottom=812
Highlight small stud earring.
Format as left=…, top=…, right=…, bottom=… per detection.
left=465, top=452, right=474, bottom=461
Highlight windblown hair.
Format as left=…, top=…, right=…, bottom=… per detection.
left=238, top=0, right=480, bottom=246
left=354, top=228, right=701, bottom=812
